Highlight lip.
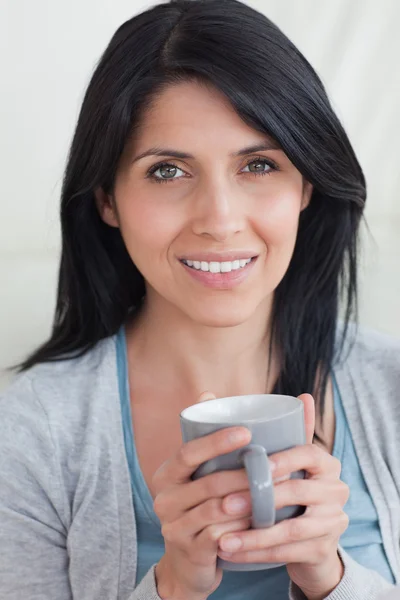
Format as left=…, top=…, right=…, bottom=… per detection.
left=179, top=251, right=259, bottom=263
left=180, top=256, right=258, bottom=289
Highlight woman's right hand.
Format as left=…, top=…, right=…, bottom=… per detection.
left=153, top=420, right=253, bottom=600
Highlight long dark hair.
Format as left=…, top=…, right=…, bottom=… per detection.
left=13, top=0, right=365, bottom=442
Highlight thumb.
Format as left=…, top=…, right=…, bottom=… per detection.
left=297, top=393, right=315, bottom=445
left=197, top=390, right=217, bottom=403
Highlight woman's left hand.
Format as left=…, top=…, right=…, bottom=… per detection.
left=217, top=393, right=350, bottom=600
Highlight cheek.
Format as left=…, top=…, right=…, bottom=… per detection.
left=255, top=190, right=302, bottom=248
left=116, top=196, right=182, bottom=265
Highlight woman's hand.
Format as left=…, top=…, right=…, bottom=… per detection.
left=217, top=394, right=350, bottom=600
left=153, top=392, right=254, bottom=600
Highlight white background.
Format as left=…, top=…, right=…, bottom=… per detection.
left=1, top=0, right=399, bottom=391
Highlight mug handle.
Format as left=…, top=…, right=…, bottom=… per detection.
left=240, top=444, right=275, bottom=528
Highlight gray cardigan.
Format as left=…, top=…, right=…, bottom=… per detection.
left=0, top=324, right=399, bottom=599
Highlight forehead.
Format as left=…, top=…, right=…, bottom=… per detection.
left=132, top=80, right=278, bottom=151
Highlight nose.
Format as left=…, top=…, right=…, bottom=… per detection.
left=191, top=177, right=246, bottom=242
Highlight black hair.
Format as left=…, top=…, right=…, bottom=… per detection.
left=13, top=0, right=365, bottom=443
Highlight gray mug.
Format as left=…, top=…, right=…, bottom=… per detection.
left=180, top=394, right=306, bottom=571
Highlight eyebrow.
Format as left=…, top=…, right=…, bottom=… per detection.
left=131, top=139, right=282, bottom=164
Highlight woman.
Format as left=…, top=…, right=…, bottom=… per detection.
left=1, top=0, right=399, bottom=598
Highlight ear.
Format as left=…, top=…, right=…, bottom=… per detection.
left=94, top=186, right=119, bottom=228
left=300, top=179, right=313, bottom=211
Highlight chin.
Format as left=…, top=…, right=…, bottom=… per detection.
left=185, top=303, right=256, bottom=328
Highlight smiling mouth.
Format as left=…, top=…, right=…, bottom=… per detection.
left=180, top=257, right=257, bottom=273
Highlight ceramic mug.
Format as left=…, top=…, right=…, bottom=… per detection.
left=180, top=394, right=306, bottom=571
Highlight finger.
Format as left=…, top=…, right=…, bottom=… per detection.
left=298, top=393, right=315, bottom=445
left=195, top=518, right=252, bottom=561
left=218, top=535, right=333, bottom=565
left=269, top=443, right=342, bottom=481
left=152, top=426, right=252, bottom=490
left=161, top=512, right=251, bottom=560
left=273, top=478, right=349, bottom=510
left=223, top=479, right=347, bottom=516
left=303, top=503, right=348, bottom=518
left=181, top=496, right=251, bottom=538
left=154, top=468, right=250, bottom=522
left=156, top=464, right=294, bottom=524
left=219, top=512, right=347, bottom=554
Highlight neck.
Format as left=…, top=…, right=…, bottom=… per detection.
left=125, top=292, right=279, bottom=409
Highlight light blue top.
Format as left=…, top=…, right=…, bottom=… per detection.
left=116, top=326, right=395, bottom=597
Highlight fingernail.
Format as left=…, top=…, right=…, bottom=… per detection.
left=220, top=536, right=243, bottom=552
left=229, top=428, right=250, bottom=444
left=218, top=551, right=233, bottom=558
left=225, top=496, right=249, bottom=514
left=269, top=460, right=277, bottom=471
left=274, top=474, right=290, bottom=483
left=198, top=391, right=216, bottom=402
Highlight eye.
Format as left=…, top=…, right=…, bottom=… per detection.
left=242, top=157, right=278, bottom=177
left=146, top=162, right=185, bottom=184
left=145, top=156, right=279, bottom=184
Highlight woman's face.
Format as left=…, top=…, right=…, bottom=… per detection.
left=96, top=80, right=313, bottom=327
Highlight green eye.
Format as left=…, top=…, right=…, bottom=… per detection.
left=146, top=156, right=279, bottom=184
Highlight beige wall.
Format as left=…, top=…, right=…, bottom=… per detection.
left=1, top=0, right=399, bottom=391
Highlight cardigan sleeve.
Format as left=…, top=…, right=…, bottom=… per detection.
left=0, top=376, right=72, bottom=599
left=289, top=544, right=398, bottom=600
left=128, top=564, right=164, bottom=600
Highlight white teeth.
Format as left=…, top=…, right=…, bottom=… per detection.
left=182, top=258, right=253, bottom=272
left=221, top=261, right=232, bottom=273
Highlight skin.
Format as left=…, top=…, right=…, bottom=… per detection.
left=96, top=79, right=313, bottom=400
left=95, top=80, right=348, bottom=600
